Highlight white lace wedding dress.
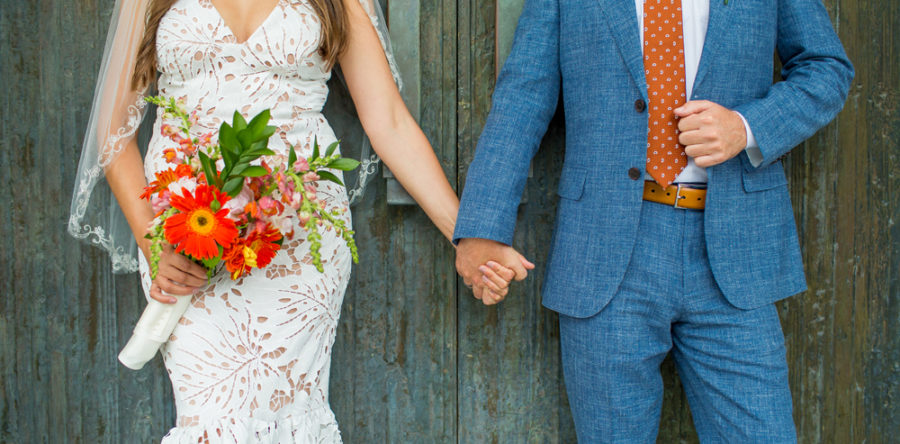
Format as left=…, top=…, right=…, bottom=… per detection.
left=134, top=0, right=370, bottom=441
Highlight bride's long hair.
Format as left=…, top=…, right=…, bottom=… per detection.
left=131, top=0, right=348, bottom=91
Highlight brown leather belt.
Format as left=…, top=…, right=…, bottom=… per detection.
left=642, top=181, right=706, bottom=210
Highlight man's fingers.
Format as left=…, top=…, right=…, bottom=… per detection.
left=511, top=262, right=528, bottom=281
left=518, top=254, right=536, bottom=270
left=677, top=113, right=704, bottom=133
left=678, top=129, right=699, bottom=146
left=674, top=100, right=714, bottom=117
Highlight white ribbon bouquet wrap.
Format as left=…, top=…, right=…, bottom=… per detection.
left=118, top=290, right=190, bottom=369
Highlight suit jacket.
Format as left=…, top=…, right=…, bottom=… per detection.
left=453, top=0, right=854, bottom=318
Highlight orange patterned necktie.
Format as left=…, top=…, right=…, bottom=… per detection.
left=643, top=0, right=688, bottom=187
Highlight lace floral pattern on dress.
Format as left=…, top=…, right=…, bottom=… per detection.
left=137, top=1, right=366, bottom=441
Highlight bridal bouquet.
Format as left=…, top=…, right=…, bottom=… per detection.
left=118, top=97, right=359, bottom=370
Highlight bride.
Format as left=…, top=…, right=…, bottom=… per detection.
left=68, top=0, right=533, bottom=441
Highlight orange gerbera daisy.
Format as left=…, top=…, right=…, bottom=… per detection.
left=140, top=164, right=194, bottom=200
left=164, top=185, right=238, bottom=260
left=223, top=226, right=282, bottom=279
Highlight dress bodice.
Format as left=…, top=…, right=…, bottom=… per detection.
left=154, top=0, right=331, bottom=144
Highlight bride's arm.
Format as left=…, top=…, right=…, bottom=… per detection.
left=338, top=1, right=534, bottom=302
left=84, top=0, right=206, bottom=303
left=105, top=140, right=154, bottom=261
left=338, top=1, right=458, bottom=241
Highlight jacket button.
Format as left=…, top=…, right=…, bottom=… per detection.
left=634, top=99, right=646, bottom=113
left=628, top=167, right=642, bottom=180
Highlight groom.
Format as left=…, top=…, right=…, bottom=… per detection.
left=454, top=0, right=852, bottom=441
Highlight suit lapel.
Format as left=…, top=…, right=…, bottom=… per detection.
left=596, top=0, right=647, bottom=94
left=691, top=0, right=733, bottom=95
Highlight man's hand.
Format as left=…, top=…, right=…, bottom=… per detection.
left=675, top=100, right=747, bottom=168
left=455, top=238, right=535, bottom=306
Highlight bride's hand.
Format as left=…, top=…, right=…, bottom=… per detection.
left=476, top=253, right=535, bottom=304
left=477, top=261, right=515, bottom=299
left=149, top=244, right=208, bottom=304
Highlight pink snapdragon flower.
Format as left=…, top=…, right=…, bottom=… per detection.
left=151, top=190, right=172, bottom=213
left=293, top=158, right=310, bottom=173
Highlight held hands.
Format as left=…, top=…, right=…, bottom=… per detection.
left=456, top=238, right=536, bottom=306
left=149, top=244, right=208, bottom=304
left=675, top=100, right=747, bottom=168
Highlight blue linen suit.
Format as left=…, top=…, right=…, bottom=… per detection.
left=453, top=0, right=853, bottom=441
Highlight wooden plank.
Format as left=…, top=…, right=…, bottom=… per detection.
left=328, top=0, right=458, bottom=441
left=782, top=0, right=899, bottom=442
left=456, top=0, right=574, bottom=442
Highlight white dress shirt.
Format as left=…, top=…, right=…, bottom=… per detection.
left=635, top=0, right=761, bottom=184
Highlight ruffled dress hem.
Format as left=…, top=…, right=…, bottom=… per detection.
left=161, top=405, right=342, bottom=444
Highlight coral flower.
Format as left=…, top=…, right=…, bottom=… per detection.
left=140, top=164, right=195, bottom=200
left=164, top=185, right=238, bottom=260
left=163, top=148, right=180, bottom=163
left=224, top=227, right=282, bottom=279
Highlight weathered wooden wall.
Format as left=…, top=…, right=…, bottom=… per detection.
left=0, top=0, right=896, bottom=443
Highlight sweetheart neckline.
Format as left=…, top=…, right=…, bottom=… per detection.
left=206, top=0, right=283, bottom=45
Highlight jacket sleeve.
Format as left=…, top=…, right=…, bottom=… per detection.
left=733, top=0, right=854, bottom=168
left=453, top=0, right=561, bottom=245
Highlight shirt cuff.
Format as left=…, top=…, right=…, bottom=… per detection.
left=736, top=111, right=763, bottom=167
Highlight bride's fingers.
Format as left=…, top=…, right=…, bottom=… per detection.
left=149, top=282, right=178, bottom=304
left=486, top=261, right=516, bottom=283
left=157, top=276, right=196, bottom=296
left=480, top=276, right=509, bottom=298
left=479, top=266, right=510, bottom=296
left=166, top=252, right=208, bottom=281
left=158, top=262, right=207, bottom=289
left=481, top=286, right=504, bottom=306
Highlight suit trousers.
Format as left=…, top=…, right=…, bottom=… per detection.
left=559, top=200, right=797, bottom=443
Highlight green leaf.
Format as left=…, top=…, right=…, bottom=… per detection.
left=246, top=146, right=275, bottom=158
left=219, top=123, right=238, bottom=151
left=199, top=151, right=220, bottom=186
left=232, top=111, right=248, bottom=132
left=223, top=176, right=244, bottom=197
left=316, top=170, right=344, bottom=186
left=288, top=145, right=297, bottom=168
left=327, top=158, right=361, bottom=171
left=242, top=166, right=269, bottom=177
left=325, top=140, right=340, bottom=157
left=237, top=130, right=253, bottom=149
left=221, top=145, right=237, bottom=170
left=232, top=160, right=250, bottom=172
left=230, top=163, right=248, bottom=176
left=248, top=141, right=268, bottom=153
left=247, top=109, right=271, bottom=138
left=259, top=125, right=277, bottom=140
left=311, top=137, right=320, bottom=160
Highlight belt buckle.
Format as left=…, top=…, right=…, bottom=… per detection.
left=673, top=183, right=687, bottom=209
